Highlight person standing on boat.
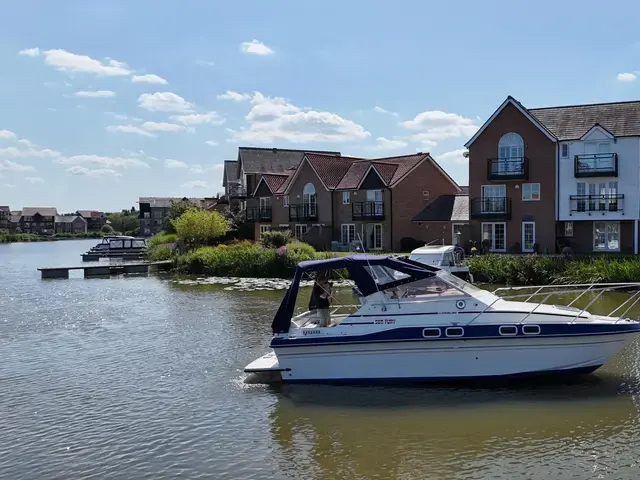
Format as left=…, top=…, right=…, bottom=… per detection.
left=309, top=274, right=332, bottom=327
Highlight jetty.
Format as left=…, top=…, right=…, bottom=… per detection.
left=38, top=260, right=172, bottom=279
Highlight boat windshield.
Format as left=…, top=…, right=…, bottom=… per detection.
left=409, top=253, right=442, bottom=266
left=364, top=265, right=410, bottom=284
left=383, top=275, right=462, bottom=300
left=436, top=269, right=485, bottom=295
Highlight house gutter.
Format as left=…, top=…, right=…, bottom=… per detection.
left=330, top=189, right=335, bottom=247
left=556, top=142, right=560, bottom=252
left=389, top=187, right=393, bottom=251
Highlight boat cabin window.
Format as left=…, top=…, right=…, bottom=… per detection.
left=522, top=325, right=541, bottom=335
left=422, top=328, right=441, bottom=338
left=442, top=251, right=455, bottom=267
left=409, top=253, right=441, bottom=267
left=384, top=275, right=461, bottom=300
left=445, top=327, right=464, bottom=337
left=110, top=240, right=123, bottom=248
left=499, top=325, right=518, bottom=336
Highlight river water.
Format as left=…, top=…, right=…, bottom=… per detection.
left=1, top=240, right=640, bottom=479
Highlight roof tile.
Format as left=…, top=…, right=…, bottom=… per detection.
left=412, top=194, right=469, bottom=222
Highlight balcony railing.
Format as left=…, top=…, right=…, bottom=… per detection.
left=246, top=206, right=272, bottom=222
left=487, top=157, right=529, bottom=181
left=352, top=201, right=385, bottom=220
left=574, top=153, right=618, bottom=178
left=569, top=194, right=624, bottom=215
left=289, top=204, right=317, bottom=222
left=470, top=197, right=512, bottom=220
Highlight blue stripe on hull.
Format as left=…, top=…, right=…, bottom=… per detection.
left=271, top=322, right=640, bottom=348
left=280, top=365, right=604, bottom=385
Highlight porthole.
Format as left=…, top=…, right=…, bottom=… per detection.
left=499, top=325, right=518, bottom=336
left=522, top=325, right=541, bottom=335
left=456, top=300, right=466, bottom=310
left=446, top=327, right=464, bottom=338
left=422, top=328, right=441, bottom=338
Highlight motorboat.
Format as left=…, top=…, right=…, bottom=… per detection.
left=409, top=245, right=473, bottom=283
left=89, top=236, right=139, bottom=251
left=244, top=254, right=640, bottom=384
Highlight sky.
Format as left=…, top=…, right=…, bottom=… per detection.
left=1, top=0, right=640, bottom=213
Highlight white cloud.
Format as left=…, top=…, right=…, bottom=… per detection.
left=106, top=125, right=156, bottom=137
left=374, top=106, right=399, bottom=117
left=170, top=112, right=225, bottom=125
left=372, top=137, right=408, bottom=150
left=39, top=49, right=132, bottom=76
left=189, top=163, right=223, bottom=174
left=18, top=47, right=40, bottom=57
left=228, top=91, right=370, bottom=143
left=436, top=149, right=468, bottom=165
left=400, top=110, right=479, bottom=146
left=240, top=40, right=274, bottom=55
left=0, top=159, right=36, bottom=172
left=25, top=176, right=45, bottom=184
left=0, top=146, right=61, bottom=158
left=0, top=130, right=17, bottom=140
left=57, top=154, right=150, bottom=169
left=205, top=140, right=218, bottom=146
left=181, top=180, right=211, bottom=189
left=217, top=90, right=250, bottom=102
left=164, top=159, right=188, bottom=168
left=138, top=92, right=194, bottom=113
left=105, top=112, right=140, bottom=122
left=617, top=72, right=637, bottom=82
left=4, top=184, right=16, bottom=189
left=67, top=166, right=122, bottom=177
left=141, top=121, right=192, bottom=133
left=75, top=90, right=116, bottom=98
left=132, top=74, right=168, bottom=84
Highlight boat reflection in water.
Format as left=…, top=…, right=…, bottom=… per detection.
left=266, top=364, right=640, bottom=479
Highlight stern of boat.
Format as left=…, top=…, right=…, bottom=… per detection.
left=244, top=351, right=287, bottom=383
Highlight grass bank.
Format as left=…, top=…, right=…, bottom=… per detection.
left=466, top=254, right=640, bottom=285
left=0, top=232, right=103, bottom=244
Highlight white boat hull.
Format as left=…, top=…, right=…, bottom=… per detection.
left=249, top=333, right=636, bottom=383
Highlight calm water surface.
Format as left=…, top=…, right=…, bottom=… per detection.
left=1, top=240, right=640, bottom=479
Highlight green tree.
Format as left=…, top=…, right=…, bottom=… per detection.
left=172, top=209, right=228, bottom=248
left=107, top=212, right=139, bottom=233
left=163, top=199, right=201, bottom=233
left=101, top=224, right=115, bottom=234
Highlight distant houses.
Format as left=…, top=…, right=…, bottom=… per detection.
left=0, top=207, right=108, bottom=234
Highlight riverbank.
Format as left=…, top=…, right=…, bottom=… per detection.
left=0, top=232, right=103, bottom=244
left=152, top=241, right=640, bottom=285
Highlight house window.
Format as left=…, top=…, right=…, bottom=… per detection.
left=303, top=183, right=317, bottom=217
left=522, top=183, right=540, bottom=201
left=481, top=185, right=507, bottom=213
left=576, top=181, right=619, bottom=212
left=498, top=133, right=524, bottom=159
left=283, top=195, right=289, bottom=207
left=373, top=224, right=383, bottom=250
left=561, top=144, right=569, bottom=158
left=342, top=192, right=350, bottom=204
left=341, top=224, right=355, bottom=244
left=522, top=222, right=535, bottom=252
left=259, top=225, right=271, bottom=236
left=294, top=224, right=308, bottom=239
left=593, top=222, right=620, bottom=252
left=565, top=222, right=573, bottom=237
left=481, top=222, right=506, bottom=252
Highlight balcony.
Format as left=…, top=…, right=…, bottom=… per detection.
left=228, top=183, right=249, bottom=198
left=569, top=194, right=624, bottom=216
left=487, top=157, right=529, bottom=181
left=289, top=204, right=317, bottom=222
left=470, top=197, right=512, bottom=220
left=574, top=153, right=618, bottom=178
left=352, top=201, right=385, bottom=220
left=246, top=206, right=272, bottom=222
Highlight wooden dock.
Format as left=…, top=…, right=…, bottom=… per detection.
left=82, top=251, right=147, bottom=262
left=38, top=260, right=172, bottom=279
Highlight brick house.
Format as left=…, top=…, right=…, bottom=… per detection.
left=246, top=152, right=462, bottom=251
left=76, top=210, right=107, bottom=231
left=55, top=215, right=88, bottom=234
left=466, top=96, right=640, bottom=254
left=0, top=206, right=9, bottom=230
left=411, top=193, right=470, bottom=248
left=16, top=207, right=58, bottom=234
left=138, top=197, right=205, bottom=236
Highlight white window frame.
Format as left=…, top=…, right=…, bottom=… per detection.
left=283, top=195, right=289, bottom=207
left=481, top=222, right=507, bottom=252
left=522, top=183, right=540, bottom=201
left=522, top=221, right=535, bottom=253
left=593, top=221, right=620, bottom=252
left=481, top=184, right=507, bottom=213
left=564, top=221, right=573, bottom=237
left=341, top=224, right=355, bottom=245
left=372, top=224, right=383, bottom=250
left=259, top=225, right=271, bottom=236
left=342, top=191, right=350, bottom=205
left=294, top=224, right=308, bottom=239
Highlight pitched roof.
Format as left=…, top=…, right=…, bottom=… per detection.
left=259, top=173, right=290, bottom=194
left=529, top=101, right=640, bottom=140
left=223, top=160, right=238, bottom=187
left=56, top=215, right=86, bottom=223
left=336, top=161, right=371, bottom=189
left=138, top=197, right=204, bottom=208
left=335, top=153, right=431, bottom=190
left=238, top=147, right=340, bottom=174
left=0, top=206, right=9, bottom=212
left=412, top=194, right=469, bottom=222
left=76, top=210, right=104, bottom=218
left=306, top=153, right=361, bottom=189
left=22, top=207, right=58, bottom=217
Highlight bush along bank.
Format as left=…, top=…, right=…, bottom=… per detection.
left=0, top=232, right=103, bottom=243
left=465, top=254, right=640, bottom=285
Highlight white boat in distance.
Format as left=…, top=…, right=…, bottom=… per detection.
left=245, top=254, right=640, bottom=384
left=409, top=245, right=473, bottom=283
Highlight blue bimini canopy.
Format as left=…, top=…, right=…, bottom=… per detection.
left=271, top=254, right=438, bottom=334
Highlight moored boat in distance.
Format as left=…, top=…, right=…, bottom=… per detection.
left=244, top=254, right=640, bottom=384
left=409, top=244, right=473, bottom=283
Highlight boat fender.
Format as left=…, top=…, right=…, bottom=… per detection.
left=456, top=300, right=466, bottom=310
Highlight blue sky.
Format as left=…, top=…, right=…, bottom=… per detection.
left=1, top=0, right=640, bottom=212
